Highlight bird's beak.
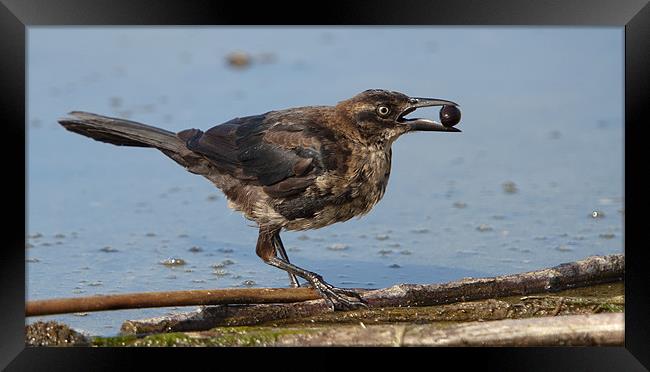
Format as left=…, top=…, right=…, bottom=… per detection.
left=401, top=97, right=462, bottom=132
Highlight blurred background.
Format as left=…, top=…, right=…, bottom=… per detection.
left=26, top=27, right=623, bottom=336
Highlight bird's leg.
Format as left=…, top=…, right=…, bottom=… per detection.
left=271, top=233, right=301, bottom=288
left=256, top=227, right=366, bottom=310
left=265, top=256, right=366, bottom=310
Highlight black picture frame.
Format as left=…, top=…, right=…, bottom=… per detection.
left=2, top=0, right=648, bottom=370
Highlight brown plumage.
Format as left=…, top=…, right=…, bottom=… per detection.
left=58, top=89, right=461, bottom=310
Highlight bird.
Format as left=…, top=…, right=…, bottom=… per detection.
left=58, top=89, right=461, bottom=310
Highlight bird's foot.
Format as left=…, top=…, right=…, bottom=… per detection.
left=307, top=274, right=367, bottom=311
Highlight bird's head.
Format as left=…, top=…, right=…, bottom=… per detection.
left=335, top=89, right=461, bottom=145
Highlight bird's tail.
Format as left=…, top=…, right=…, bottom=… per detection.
left=58, top=111, right=184, bottom=152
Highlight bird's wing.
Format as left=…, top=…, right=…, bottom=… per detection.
left=177, top=113, right=330, bottom=198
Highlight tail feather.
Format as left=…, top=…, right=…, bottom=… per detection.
left=58, top=111, right=182, bottom=152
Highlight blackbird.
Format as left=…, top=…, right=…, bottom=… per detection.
left=59, top=89, right=461, bottom=310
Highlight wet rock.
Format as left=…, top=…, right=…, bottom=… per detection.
left=26, top=321, right=89, bottom=347
left=389, top=264, right=402, bottom=269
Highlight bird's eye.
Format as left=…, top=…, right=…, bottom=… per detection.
left=377, top=105, right=391, bottom=117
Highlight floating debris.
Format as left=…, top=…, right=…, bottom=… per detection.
left=26, top=258, right=40, bottom=263
left=591, top=210, right=605, bottom=219
left=73, top=313, right=89, bottom=317
left=502, top=181, right=518, bottom=194
left=145, top=232, right=157, bottom=237
left=212, top=259, right=235, bottom=269
left=188, top=246, right=203, bottom=253
left=29, top=233, right=43, bottom=239
left=109, top=96, right=122, bottom=108
left=241, top=280, right=256, bottom=287
left=378, top=249, right=393, bottom=256
left=388, top=264, right=402, bottom=269
left=476, top=224, right=493, bottom=232
left=161, top=258, right=186, bottom=266
left=100, top=246, right=118, bottom=253
left=599, top=233, right=615, bottom=239
left=326, top=243, right=349, bottom=251
left=453, top=201, right=467, bottom=209
left=87, top=281, right=103, bottom=287
left=226, top=51, right=252, bottom=69
left=399, top=250, right=412, bottom=255
left=548, top=130, right=562, bottom=139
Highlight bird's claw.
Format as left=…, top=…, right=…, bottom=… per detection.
left=308, top=275, right=368, bottom=311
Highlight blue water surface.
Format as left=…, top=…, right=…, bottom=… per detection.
left=27, top=27, right=623, bottom=336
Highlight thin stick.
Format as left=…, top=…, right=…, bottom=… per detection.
left=26, top=288, right=320, bottom=317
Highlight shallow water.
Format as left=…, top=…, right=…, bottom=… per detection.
left=27, top=27, right=624, bottom=336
